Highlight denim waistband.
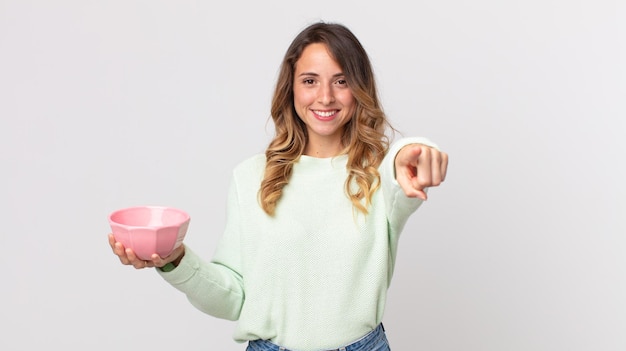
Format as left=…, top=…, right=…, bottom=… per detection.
left=247, top=324, right=386, bottom=351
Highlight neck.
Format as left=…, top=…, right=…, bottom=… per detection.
left=304, top=140, right=343, bottom=158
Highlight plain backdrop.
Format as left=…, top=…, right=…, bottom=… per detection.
left=1, top=1, right=624, bottom=350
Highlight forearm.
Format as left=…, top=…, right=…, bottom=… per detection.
left=157, top=246, right=244, bottom=321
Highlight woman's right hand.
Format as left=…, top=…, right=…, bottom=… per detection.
left=108, top=233, right=185, bottom=270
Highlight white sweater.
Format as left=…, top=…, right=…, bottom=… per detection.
left=158, top=137, right=435, bottom=351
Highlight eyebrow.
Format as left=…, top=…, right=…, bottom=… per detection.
left=297, top=72, right=345, bottom=78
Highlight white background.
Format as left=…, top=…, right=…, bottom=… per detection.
left=1, top=1, right=624, bottom=350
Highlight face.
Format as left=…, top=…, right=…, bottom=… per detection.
left=293, top=43, right=355, bottom=156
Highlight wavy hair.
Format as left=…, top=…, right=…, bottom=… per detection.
left=259, top=22, right=395, bottom=216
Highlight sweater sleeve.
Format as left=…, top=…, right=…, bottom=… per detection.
left=156, top=178, right=245, bottom=321
left=379, top=137, right=440, bottom=236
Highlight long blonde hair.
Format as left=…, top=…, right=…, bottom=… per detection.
left=259, top=22, right=395, bottom=216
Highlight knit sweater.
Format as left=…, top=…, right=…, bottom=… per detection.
left=158, top=137, right=436, bottom=351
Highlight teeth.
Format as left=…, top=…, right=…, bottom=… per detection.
left=315, top=110, right=336, bottom=117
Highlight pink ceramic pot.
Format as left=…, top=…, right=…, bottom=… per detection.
left=109, top=206, right=190, bottom=260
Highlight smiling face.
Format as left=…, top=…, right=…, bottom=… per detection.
left=293, top=43, right=356, bottom=157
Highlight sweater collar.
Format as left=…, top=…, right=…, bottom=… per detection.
left=293, top=154, right=349, bottom=176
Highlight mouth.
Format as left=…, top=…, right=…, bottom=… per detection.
left=312, top=109, right=339, bottom=120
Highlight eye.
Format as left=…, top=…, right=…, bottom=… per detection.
left=302, top=78, right=315, bottom=85
left=335, top=78, right=348, bottom=87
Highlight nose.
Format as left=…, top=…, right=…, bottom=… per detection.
left=318, top=84, right=335, bottom=105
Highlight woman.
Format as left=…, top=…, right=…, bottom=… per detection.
left=109, top=22, right=448, bottom=351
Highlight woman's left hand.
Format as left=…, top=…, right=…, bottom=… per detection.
left=394, top=144, right=448, bottom=200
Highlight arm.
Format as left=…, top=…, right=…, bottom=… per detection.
left=107, top=177, right=246, bottom=321
left=155, top=178, right=246, bottom=321
left=156, top=245, right=244, bottom=321
left=152, top=176, right=245, bottom=320
left=108, top=232, right=244, bottom=321
left=379, top=137, right=448, bottom=233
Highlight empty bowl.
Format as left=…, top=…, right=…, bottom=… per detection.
left=109, top=206, right=190, bottom=260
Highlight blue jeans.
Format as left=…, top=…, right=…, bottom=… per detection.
left=246, top=324, right=390, bottom=351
